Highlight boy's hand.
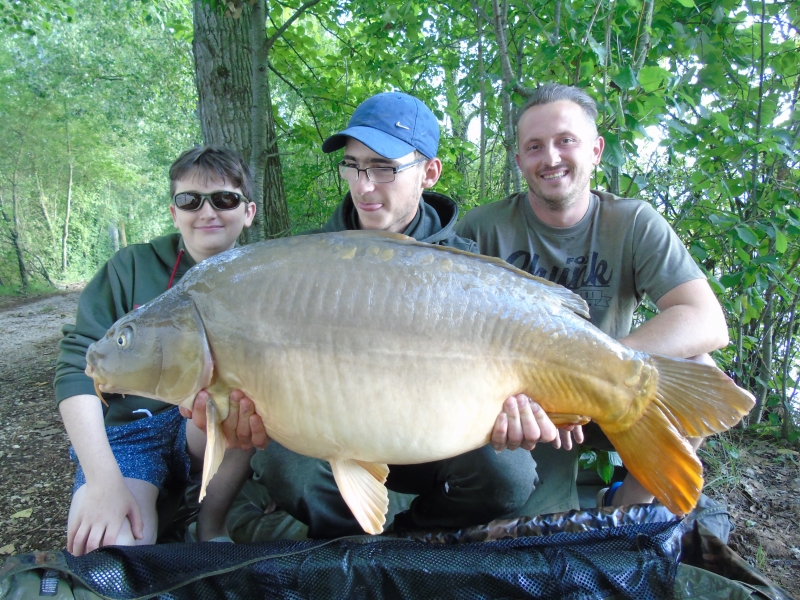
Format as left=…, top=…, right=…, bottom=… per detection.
left=491, top=394, right=583, bottom=452
left=67, top=478, right=143, bottom=556
left=181, top=390, right=270, bottom=450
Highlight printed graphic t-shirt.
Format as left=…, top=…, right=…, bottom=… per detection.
left=456, top=190, right=704, bottom=340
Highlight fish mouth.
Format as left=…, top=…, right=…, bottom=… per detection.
left=85, top=364, right=110, bottom=407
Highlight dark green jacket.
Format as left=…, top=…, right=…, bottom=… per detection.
left=313, top=191, right=479, bottom=253
left=54, top=233, right=197, bottom=426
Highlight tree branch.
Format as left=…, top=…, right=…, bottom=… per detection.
left=265, top=0, right=324, bottom=51
left=268, top=64, right=326, bottom=144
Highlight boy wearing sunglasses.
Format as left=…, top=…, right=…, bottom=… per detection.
left=54, top=146, right=256, bottom=555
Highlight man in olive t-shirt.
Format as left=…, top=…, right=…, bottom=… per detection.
left=457, top=188, right=704, bottom=341
left=456, top=83, right=729, bottom=513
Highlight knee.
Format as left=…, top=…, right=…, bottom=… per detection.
left=481, top=467, right=537, bottom=516
left=252, top=445, right=331, bottom=506
left=115, top=517, right=157, bottom=547
left=465, top=448, right=537, bottom=516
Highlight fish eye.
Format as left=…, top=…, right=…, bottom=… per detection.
left=116, top=327, right=133, bottom=349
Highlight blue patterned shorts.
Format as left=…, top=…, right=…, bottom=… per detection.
left=69, top=406, right=191, bottom=496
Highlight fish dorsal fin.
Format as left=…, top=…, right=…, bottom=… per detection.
left=199, top=397, right=226, bottom=501
left=329, top=459, right=389, bottom=535
left=421, top=242, right=590, bottom=319
left=325, top=231, right=590, bottom=320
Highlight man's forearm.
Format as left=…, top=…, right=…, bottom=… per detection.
left=618, top=278, right=729, bottom=358
left=618, top=304, right=728, bottom=358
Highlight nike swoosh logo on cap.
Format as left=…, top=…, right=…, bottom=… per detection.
left=395, top=122, right=410, bottom=130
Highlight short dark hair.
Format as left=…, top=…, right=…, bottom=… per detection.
left=515, top=83, right=599, bottom=138
left=169, top=146, right=253, bottom=200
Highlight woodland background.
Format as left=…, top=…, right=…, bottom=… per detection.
left=0, top=0, right=798, bottom=441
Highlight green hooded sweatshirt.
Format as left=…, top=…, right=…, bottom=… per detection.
left=54, top=233, right=197, bottom=427
left=313, top=191, right=478, bottom=253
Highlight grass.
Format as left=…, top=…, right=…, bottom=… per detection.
left=756, top=543, right=767, bottom=571
left=0, top=281, right=60, bottom=298
left=698, top=430, right=749, bottom=496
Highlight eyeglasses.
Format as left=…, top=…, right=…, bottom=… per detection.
left=338, top=158, right=427, bottom=184
left=172, top=191, right=250, bottom=212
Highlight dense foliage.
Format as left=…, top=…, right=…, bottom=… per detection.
left=1, top=0, right=798, bottom=434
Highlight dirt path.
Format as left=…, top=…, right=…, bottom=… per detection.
left=0, top=292, right=798, bottom=594
left=0, top=292, right=79, bottom=556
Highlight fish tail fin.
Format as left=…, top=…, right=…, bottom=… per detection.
left=649, top=354, right=755, bottom=437
left=199, top=398, right=226, bottom=501
left=605, top=402, right=702, bottom=514
left=604, top=355, right=755, bottom=515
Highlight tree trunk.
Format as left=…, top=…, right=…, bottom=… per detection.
left=119, top=220, right=127, bottom=248
left=62, top=162, right=72, bottom=273
left=444, top=66, right=469, bottom=204
left=110, top=223, right=120, bottom=252
left=632, top=0, right=654, bottom=71
left=193, top=0, right=290, bottom=242
left=780, top=288, right=799, bottom=439
left=35, top=169, right=54, bottom=235
left=9, top=145, right=31, bottom=289
left=62, top=116, right=73, bottom=273
left=750, top=292, right=773, bottom=424
left=490, top=0, right=524, bottom=195
left=478, top=11, right=487, bottom=204
left=32, top=253, right=56, bottom=287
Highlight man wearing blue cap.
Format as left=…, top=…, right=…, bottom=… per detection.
left=311, top=91, right=477, bottom=250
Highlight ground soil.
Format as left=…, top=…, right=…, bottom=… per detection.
left=0, top=290, right=798, bottom=595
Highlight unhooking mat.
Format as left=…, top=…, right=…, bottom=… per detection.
left=0, top=505, right=793, bottom=600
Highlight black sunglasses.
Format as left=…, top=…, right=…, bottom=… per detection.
left=172, top=191, right=250, bottom=211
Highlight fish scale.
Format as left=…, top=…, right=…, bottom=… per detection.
left=86, top=231, right=755, bottom=534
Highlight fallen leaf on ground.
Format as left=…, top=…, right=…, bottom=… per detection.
left=11, top=508, right=33, bottom=518
left=0, top=544, right=15, bottom=554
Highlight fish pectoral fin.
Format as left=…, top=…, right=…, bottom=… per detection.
left=546, top=413, right=591, bottom=427
left=603, top=402, right=702, bottom=516
left=199, top=397, right=226, bottom=501
left=329, top=459, right=389, bottom=535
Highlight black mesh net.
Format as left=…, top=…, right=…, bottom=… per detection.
left=59, top=519, right=682, bottom=600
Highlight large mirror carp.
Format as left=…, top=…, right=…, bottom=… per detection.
left=85, top=232, right=754, bottom=534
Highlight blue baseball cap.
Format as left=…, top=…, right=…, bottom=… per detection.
left=322, top=92, right=440, bottom=159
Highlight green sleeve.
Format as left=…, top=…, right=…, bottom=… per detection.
left=630, top=202, right=705, bottom=304
left=53, top=256, right=134, bottom=404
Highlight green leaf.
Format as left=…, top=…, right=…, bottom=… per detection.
left=734, top=225, right=760, bottom=246
left=612, top=66, right=639, bottom=90
left=638, top=66, right=671, bottom=92
left=690, top=245, right=707, bottom=262
left=675, top=0, right=696, bottom=7
left=586, top=35, right=607, bottom=65
left=579, top=450, right=597, bottom=470
left=775, top=229, right=787, bottom=253
left=602, top=132, right=625, bottom=167
left=665, top=119, right=691, bottom=134
left=596, top=451, right=615, bottom=484
left=720, top=271, right=745, bottom=288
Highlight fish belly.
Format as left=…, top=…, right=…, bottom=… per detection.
left=192, top=233, right=644, bottom=464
